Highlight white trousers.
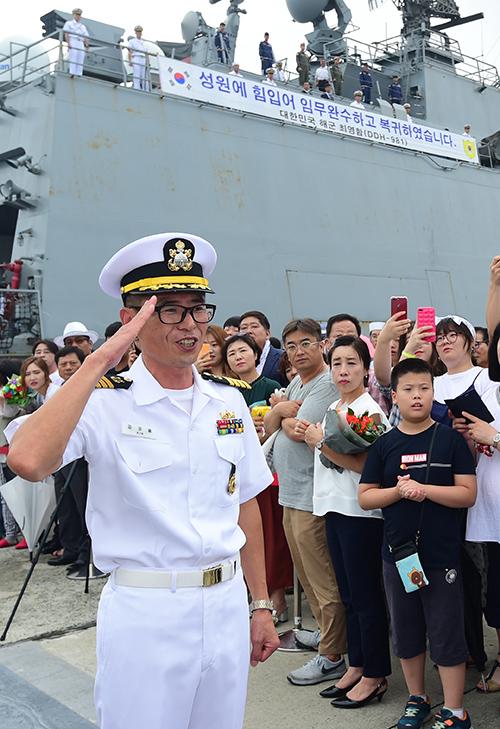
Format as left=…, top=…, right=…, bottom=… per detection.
left=68, top=48, right=85, bottom=76
left=95, top=569, right=250, bottom=729
left=132, top=61, right=149, bottom=91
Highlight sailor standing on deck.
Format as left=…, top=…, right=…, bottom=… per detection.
left=6, top=232, right=279, bottom=729
left=214, top=22, right=231, bottom=65
left=63, top=8, right=89, bottom=77
left=128, top=25, right=149, bottom=91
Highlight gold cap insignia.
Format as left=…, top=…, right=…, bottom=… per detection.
left=168, top=240, right=193, bottom=272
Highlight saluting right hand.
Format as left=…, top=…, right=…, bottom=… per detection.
left=92, top=296, right=157, bottom=372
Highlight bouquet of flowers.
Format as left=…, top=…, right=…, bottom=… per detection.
left=320, top=408, right=387, bottom=472
left=1, top=375, right=36, bottom=408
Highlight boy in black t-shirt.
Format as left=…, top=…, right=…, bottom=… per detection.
left=359, top=359, right=476, bottom=729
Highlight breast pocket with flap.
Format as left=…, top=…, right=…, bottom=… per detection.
left=114, top=436, right=173, bottom=511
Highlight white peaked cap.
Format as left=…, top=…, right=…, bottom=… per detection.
left=99, top=232, right=217, bottom=300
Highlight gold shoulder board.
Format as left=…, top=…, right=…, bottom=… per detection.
left=95, top=374, right=133, bottom=390
left=201, top=372, right=251, bottom=390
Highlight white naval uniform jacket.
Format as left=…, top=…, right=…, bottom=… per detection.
left=129, top=36, right=147, bottom=65
left=63, top=19, right=89, bottom=49
left=48, top=356, right=272, bottom=574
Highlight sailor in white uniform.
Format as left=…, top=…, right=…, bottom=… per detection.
left=63, top=8, right=89, bottom=77
left=128, top=25, right=149, bottom=91
left=6, top=232, right=279, bottom=729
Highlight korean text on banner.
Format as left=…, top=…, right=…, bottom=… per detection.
left=158, top=59, right=479, bottom=165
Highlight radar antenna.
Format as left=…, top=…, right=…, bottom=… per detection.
left=162, top=0, right=246, bottom=66
left=285, top=1, right=353, bottom=57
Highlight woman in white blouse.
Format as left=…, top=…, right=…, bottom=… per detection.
left=305, top=336, right=391, bottom=709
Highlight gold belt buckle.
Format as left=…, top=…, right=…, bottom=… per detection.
left=202, top=564, right=223, bottom=587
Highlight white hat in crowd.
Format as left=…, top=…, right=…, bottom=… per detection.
left=99, top=232, right=217, bottom=300
left=438, top=315, right=476, bottom=339
left=369, top=321, right=385, bottom=333
left=54, top=321, right=99, bottom=347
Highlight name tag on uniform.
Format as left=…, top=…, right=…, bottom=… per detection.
left=122, top=422, right=156, bottom=440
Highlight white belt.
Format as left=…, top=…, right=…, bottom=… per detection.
left=114, top=560, right=238, bottom=589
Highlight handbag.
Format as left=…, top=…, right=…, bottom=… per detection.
left=262, top=429, right=279, bottom=470
left=445, top=373, right=494, bottom=423
left=390, top=424, right=439, bottom=593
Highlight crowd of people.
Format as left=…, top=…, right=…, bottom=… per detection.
left=194, top=257, right=500, bottom=729
left=1, top=249, right=499, bottom=728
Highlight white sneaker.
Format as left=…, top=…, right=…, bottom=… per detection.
left=294, top=628, right=321, bottom=650
left=287, top=654, right=346, bottom=686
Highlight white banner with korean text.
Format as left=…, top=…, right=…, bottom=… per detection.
left=158, top=58, right=479, bottom=165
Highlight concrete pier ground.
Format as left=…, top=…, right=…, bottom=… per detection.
left=1, top=547, right=498, bottom=728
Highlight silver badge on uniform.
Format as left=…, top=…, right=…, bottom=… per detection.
left=445, top=569, right=457, bottom=584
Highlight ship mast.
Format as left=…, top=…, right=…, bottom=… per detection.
left=394, top=1, right=460, bottom=39
left=368, top=1, right=483, bottom=43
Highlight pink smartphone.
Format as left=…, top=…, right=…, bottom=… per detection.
left=390, top=296, right=408, bottom=320
left=416, top=306, right=436, bottom=342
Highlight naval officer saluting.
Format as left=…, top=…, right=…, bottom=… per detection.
left=7, top=232, right=279, bottom=729
left=63, top=8, right=89, bottom=77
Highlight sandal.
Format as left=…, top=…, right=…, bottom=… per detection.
left=477, top=660, right=500, bottom=693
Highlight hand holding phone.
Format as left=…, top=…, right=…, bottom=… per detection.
left=416, top=307, right=436, bottom=342
left=199, top=342, right=211, bottom=358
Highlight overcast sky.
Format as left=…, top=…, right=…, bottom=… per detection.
left=2, top=0, right=500, bottom=73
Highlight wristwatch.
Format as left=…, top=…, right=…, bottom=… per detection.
left=492, top=432, right=500, bottom=449
left=315, top=438, right=325, bottom=451
left=249, top=599, right=274, bottom=614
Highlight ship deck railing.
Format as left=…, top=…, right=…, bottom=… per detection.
left=3, top=27, right=499, bottom=99
left=324, top=30, right=500, bottom=90
left=0, top=30, right=163, bottom=95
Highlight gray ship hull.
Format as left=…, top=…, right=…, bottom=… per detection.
left=1, top=71, right=499, bottom=339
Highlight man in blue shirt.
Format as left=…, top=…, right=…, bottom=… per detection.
left=388, top=74, right=403, bottom=105
left=359, top=63, right=373, bottom=104
left=259, top=32, right=275, bottom=75
left=214, top=22, right=230, bottom=64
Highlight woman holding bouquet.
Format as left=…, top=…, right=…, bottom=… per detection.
left=0, top=357, right=59, bottom=549
left=304, top=336, right=391, bottom=708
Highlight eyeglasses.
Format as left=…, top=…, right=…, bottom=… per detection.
left=128, top=303, right=216, bottom=325
left=472, top=340, right=487, bottom=349
left=285, top=339, right=321, bottom=355
left=436, top=331, right=459, bottom=345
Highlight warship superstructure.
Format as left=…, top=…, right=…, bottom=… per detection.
left=0, top=0, right=500, bottom=353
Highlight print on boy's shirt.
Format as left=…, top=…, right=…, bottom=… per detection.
left=401, top=453, right=427, bottom=465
